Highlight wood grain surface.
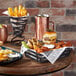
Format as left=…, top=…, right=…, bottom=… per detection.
left=0, top=41, right=74, bottom=76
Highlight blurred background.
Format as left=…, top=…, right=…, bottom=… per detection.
left=0, top=0, right=76, bottom=76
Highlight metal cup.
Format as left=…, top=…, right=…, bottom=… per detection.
left=35, top=14, right=49, bottom=40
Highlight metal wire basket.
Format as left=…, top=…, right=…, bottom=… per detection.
left=24, top=48, right=72, bottom=63
left=10, top=16, right=28, bottom=45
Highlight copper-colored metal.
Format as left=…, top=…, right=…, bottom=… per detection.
left=0, top=25, right=8, bottom=43
left=35, top=14, right=49, bottom=40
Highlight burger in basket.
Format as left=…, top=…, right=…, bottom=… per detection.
left=22, top=30, right=72, bottom=54
left=43, top=31, right=57, bottom=44
left=21, top=30, right=73, bottom=64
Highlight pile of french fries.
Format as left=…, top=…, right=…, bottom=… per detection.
left=0, top=48, right=13, bottom=61
left=8, top=5, right=27, bottom=17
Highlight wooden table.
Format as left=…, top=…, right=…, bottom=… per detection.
left=0, top=42, right=74, bottom=76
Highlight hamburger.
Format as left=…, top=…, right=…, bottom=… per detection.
left=43, top=32, right=57, bottom=44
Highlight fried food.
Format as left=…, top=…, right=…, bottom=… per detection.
left=53, top=41, right=72, bottom=49
left=0, top=49, right=13, bottom=61
left=25, top=37, right=72, bottom=53
left=65, top=41, right=72, bottom=46
left=57, top=41, right=64, bottom=46
left=26, top=38, right=49, bottom=53
left=18, top=5, right=22, bottom=16
left=27, top=38, right=44, bottom=49
left=37, top=41, right=44, bottom=47
left=8, top=7, right=14, bottom=16
left=8, top=5, right=27, bottom=17
left=32, top=38, right=37, bottom=45
left=27, top=39, right=33, bottom=49
left=33, top=44, right=39, bottom=51
left=14, top=7, right=18, bottom=17
left=21, top=7, right=27, bottom=16
left=37, top=48, right=43, bottom=53
left=41, top=47, right=50, bottom=52
left=35, top=46, right=50, bottom=53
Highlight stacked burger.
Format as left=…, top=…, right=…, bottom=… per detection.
left=43, top=31, right=57, bottom=44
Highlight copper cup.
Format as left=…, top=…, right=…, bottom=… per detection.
left=35, top=14, right=49, bottom=40
left=0, top=25, right=8, bottom=43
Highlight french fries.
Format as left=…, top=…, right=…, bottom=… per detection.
left=0, top=49, right=13, bottom=61
left=14, top=7, right=18, bottom=17
left=26, top=38, right=72, bottom=53
left=8, top=7, right=14, bottom=16
left=8, top=5, right=27, bottom=17
left=18, top=5, right=22, bottom=16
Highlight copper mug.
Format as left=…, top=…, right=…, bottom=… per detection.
left=0, top=24, right=8, bottom=43
left=35, top=14, right=54, bottom=40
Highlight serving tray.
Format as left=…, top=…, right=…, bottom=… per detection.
left=0, top=46, right=23, bottom=65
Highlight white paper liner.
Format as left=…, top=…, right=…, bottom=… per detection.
left=3, top=10, right=9, bottom=15
left=41, top=46, right=74, bottom=64
left=20, top=45, right=28, bottom=54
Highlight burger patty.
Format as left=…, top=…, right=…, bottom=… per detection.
left=44, top=37, right=51, bottom=41
left=44, top=37, right=56, bottom=41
